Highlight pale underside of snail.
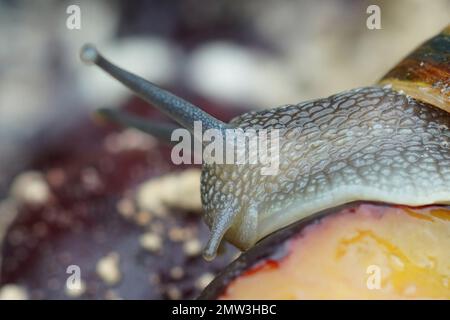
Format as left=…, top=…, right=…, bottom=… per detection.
left=80, top=25, right=450, bottom=260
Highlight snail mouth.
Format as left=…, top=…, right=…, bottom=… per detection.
left=256, top=185, right=450, bottom=245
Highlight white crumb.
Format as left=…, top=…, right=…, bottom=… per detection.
left=136, top=169, right=202, bottom=217
left=195, top=273, right=215, bottom=290
left=183, top=238, right=202, bottom=257
left=139, top=232, right=162, bottom=252
left=96, top=252, right=121, bottom=285
left=65, top=279, right=86, bottom=298
left=116, top=197, right=136, bottom=219
left=104, top=128, right=157, bottom=153
left=10, top=171, right=50, bottom=205
left=166, top=285, right=182, bottom=300
left=0, top=284, right=28, bottom=300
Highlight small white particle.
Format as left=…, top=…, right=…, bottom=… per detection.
left=195, top=273, right=215, bottom=290
left=96, top=252, right=121, bottom=285
left=166, top=285, right=182, bottom=300
left=136, top=169, right=202, bottom=216
left=0, top=284, right=28, bottom=300
left=104, top=129, right=156, bottom=153
left=116, top=198, right=135, bottom=219
left=140, top=232, right=162, bottom=252
left=183, top=239, right=202, bottom=257
left=65, top=280, right=86, bottom=298
left=10, top=171, right=50, bottom=205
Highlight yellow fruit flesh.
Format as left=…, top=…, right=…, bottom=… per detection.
left=220, top=204, right=450, bottom=299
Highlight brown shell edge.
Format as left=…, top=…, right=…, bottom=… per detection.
left=379, top=25, right=450, bottom=113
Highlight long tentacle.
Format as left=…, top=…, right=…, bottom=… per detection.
left=80, top=44, right=228, bottom=133
left=97, top=108, right=184, bottom=143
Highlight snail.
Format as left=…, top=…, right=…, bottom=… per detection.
left=80, top=25, right=450, bottom=261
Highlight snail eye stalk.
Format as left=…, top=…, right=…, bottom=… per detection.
left=80, top=44, right=227, bottom=133
left=96, top=108, right=185, bottom=143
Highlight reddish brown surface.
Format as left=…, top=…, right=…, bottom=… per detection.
left=242, top=259, right=281, bottom=277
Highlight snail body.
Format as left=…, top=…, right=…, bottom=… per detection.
left=81, top=25, right=450, bottom=260
left=202, top=86, right=450, bottom=256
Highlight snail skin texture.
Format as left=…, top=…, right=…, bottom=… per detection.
left=80, top=25, right=450, bottom=261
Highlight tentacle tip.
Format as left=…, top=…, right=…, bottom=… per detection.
left=80, top=43, right=99, bottom=65
left=202, top=240, right=218, bottom=261
left=202, top=249, right=217, bottom=262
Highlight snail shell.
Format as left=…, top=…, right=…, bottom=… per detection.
left=380, top=25, right=450, bottom=112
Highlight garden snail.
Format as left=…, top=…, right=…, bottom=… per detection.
left=80, top=25, right=450, bottom=261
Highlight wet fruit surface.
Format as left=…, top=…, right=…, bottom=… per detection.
left=203, top=203, right=450, bottom=299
